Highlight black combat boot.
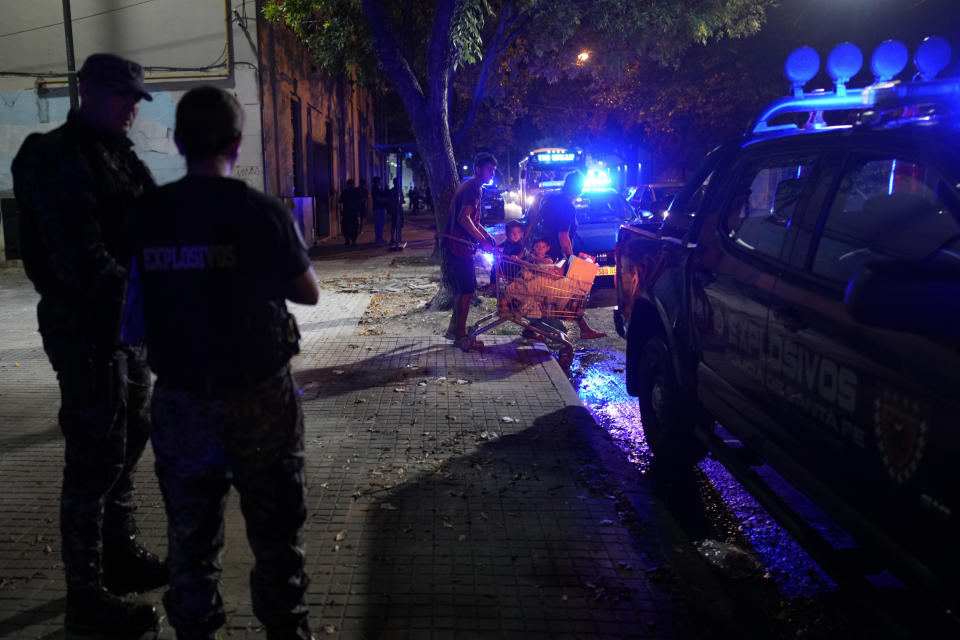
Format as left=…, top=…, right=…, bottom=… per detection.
left=65, top=586, right=159, bottom=636
left=103, top=538, right=169, bottom=595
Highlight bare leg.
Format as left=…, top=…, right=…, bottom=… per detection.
left=577, top=316, right=606, bottom=339
left=454, top=294, right=471, bottom=339
left=453, top=294, right=483, bottom=351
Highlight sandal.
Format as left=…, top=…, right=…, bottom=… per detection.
left=579, top=329, right=607, bottom=340
left=455, top=336, right=484, bottom=352
left=443, top=330, right=457, bottom=341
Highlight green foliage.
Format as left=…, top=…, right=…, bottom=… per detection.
left=265, top=0, right=780, bottom=178
left=452, top=0, right=494, bottom=67
left=263, top=0, right=494, bottom=80
left=263, top=0, right=375, bottom=80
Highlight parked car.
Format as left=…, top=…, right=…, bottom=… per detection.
left=626, top=182, right=682, bottom=222
left=525, top=187, right=642, bottom=278
left=614, top=46, right=960, bottom=622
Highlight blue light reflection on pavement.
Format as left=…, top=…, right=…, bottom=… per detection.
left=571, top=349, right=836, bottom=600
left=571, top=350, right=653, bottom=474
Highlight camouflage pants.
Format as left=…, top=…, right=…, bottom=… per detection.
left=151, top=365, right=309, bottom=639
left=44, top=339, right=152, bottom=590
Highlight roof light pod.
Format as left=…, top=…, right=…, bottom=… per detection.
left=785, top=46, right=820, bottom=97
left=914, top=36, right=951, bottom=80
left=827, top=42, right=863, bottom=95
left=871, top=40, right=908, bottom=82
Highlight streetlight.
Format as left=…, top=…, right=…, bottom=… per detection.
left=577, top=51, right=590, bottom=65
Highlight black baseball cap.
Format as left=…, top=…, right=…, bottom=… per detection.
left=78, top=53, right=152, bottom=101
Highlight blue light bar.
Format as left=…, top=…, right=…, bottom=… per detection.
left=749, top=91, right=868, bottom=134
left=754, top=37, right=958, bottom=136
left=749, top=76, right=960, bottom=134
left=584, top=173, right=612, bottom=190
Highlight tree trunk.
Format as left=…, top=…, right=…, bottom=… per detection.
left=360, top=0, right=461, bottom=309
left=410, top=109, right=458, bottom=310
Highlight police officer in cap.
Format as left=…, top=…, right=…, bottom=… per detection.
left=130, top=86, right=318, bottom=640
left=11, top=53, right=167, bottom=635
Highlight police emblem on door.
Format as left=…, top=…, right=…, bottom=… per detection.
left=874, top=386, right=927, bottom=484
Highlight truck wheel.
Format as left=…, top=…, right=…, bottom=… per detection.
left=637, top=336, right=705, bottom=467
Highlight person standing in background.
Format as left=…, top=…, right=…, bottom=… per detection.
left=371, top=176, right=389, bottom=243
left=358, top=177, right=370, bottom=235
left=389, top=177, right=405, bottom=250
left=338, top=179, right=364, bottom=246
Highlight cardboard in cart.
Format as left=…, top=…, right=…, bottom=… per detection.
left=565, top=255, right=599, bottom=284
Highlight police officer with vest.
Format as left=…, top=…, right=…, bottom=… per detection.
left=11, top=53, right=167, bottom=636
left=129, top=86, right=318, bottom=640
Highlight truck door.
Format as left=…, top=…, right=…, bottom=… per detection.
left=767, top=148, right=960, bottom=564
left=693, top=152, right=820, bottom=429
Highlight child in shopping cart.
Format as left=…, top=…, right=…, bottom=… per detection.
left=522, top=236, right=605, bottom=339
left=487, top=220, right=526, bottom=292
left=527, top=237, right=556, bottom=266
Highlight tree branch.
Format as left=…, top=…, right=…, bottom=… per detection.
left=451, top=0, right=529, bottom=147
left=359, top=0, right=426, bottom=111
left=426, top=0, right=458, bottom=116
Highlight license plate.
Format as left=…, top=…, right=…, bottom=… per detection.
left=596, top=265, right=616, bottom=276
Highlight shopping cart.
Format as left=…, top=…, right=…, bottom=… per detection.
left=468, top=253, right=593, bottom=368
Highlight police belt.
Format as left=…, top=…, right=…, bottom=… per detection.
left=156, top=362, right=288, bottom=395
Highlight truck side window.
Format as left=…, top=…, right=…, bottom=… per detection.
left=812, top=156, right=960, bottom=284
left=722, top=154, right=817, bottom=259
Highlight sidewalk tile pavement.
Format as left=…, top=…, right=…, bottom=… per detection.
left=0, top=220, right=682, bottom=639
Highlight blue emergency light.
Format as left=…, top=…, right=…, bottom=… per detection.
left=539, top=180, right=565, bottom=189
left=826, top=42, right=863, bottom=95
left=915, top=36, right=951, bottom=81
left=785, top=46, right=819, bottom=97
left=583, top=171, right=612, bottom=191
left=871, top=40, right=908, bottom=83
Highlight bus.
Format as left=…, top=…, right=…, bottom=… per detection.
left=518, top=147, right=585, bottom=213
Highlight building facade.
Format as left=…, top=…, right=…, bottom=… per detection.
left=0, top=0, right=376, bottom=264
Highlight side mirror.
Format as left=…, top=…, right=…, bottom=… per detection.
left=844, top=260, right=960, bottom=339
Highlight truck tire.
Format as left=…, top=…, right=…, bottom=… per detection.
left=637, top=336, right=705, bottom=467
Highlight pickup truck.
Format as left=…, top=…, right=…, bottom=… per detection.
left=613, top=78, right=960, bottom=617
